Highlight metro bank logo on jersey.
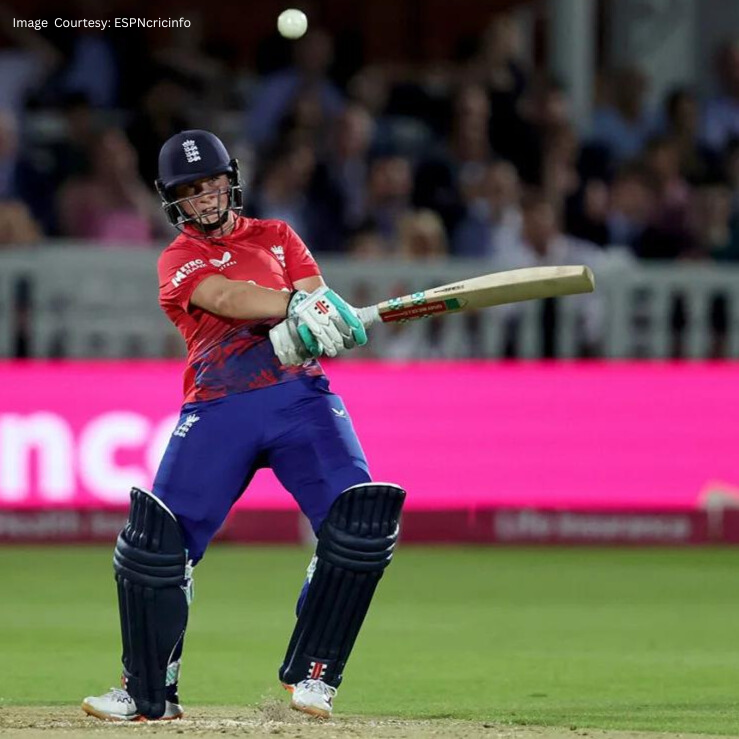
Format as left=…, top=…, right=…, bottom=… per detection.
left=171, top=259, right=206, bottom=287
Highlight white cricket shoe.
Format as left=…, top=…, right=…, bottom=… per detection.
left=284, top=679, right=337, bottom=719
left=81, top=687, right=183, bottom=722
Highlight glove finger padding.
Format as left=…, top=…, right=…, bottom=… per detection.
left=286, top=290, right=324, bottom=359
left=323, top=319, right=347, bottom=357
left=269, top=319, right=315, bottom=366
left=330, top=293, right=367, bottom=347
left=303, top=318, right=342, bottom=357
left=297, top=323, right=322, bottom=358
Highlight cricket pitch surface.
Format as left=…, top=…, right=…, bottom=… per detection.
left=1, top=705, right=737, bottom=739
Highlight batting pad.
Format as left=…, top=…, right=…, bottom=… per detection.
left=113, top=487, right=189, bottom=719
left=279, top=483, right=406, bottom=687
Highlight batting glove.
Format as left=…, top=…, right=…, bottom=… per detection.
left=269, top=316, right=315, bottom=366
left=269, top=290, right=318, bottom=366
left=290, top=286, right=367, bottom=358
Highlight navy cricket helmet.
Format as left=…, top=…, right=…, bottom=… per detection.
left=155, top=129, right=242, bottom=234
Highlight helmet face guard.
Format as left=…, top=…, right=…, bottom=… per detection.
left=156, top=159, right=243, bottom=238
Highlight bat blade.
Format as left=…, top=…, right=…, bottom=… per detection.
left=358, top=265, right=595, bottom=326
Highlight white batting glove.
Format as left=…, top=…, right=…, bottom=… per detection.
left=269, top=290, right=316, bottom=366
left=269, top=317, right=313, bottom=366
left=290, top=286, right=368, bottom=358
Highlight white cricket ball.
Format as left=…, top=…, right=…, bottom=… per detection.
left=277, top=9, right=308, bottom=40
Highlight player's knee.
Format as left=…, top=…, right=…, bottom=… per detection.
left=317, top=483, right=406, bottom=573
left=114, top=487, right=189, bottom=588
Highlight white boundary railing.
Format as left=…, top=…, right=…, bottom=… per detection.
left=1, top=246, right=738, bottom=360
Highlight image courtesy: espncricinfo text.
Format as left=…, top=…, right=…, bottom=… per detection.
left=12, top=18, right=192, bottom=31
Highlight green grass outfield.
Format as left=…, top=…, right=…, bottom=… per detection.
left=1, top=546, right=739, bottom=735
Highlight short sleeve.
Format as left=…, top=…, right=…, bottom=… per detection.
left=158, top=246, right=220, bottom=312
left=281, top=222, right=321, bottom=283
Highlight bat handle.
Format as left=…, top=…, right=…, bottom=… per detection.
left=357, top=305, right=380, bottom=328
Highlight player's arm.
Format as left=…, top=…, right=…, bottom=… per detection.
left=190, top=275, right=292, bottom=319
left=293, top=275, right=325, bottom=293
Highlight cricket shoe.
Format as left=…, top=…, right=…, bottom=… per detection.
left=284, top=678, right=337, bottom=719
left=81, top=687, right=183, bottom=722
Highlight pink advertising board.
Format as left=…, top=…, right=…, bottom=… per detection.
left=0, top=361, right=737, bottom=512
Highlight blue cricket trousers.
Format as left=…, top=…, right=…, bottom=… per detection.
left=152, top=375, right=371, bottom=563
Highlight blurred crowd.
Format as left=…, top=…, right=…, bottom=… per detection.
left=2, top=7, right=739, bottom=274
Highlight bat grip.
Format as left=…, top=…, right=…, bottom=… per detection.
left=357, top=305, right=380, bottom=328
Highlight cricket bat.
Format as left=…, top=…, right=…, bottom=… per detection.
left=357, top=265, right=595, bottom=327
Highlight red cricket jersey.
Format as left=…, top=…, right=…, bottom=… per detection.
left=158, top=216, right=324, bottom=404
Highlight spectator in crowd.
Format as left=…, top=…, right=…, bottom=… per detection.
left=346, top=65, right=390, bottom=120
left=701, top=40, right=739, bottom=154
left=0, top=109, right=65, bottom=234
left=345, top=223, right=387, bottom=336
left=0, top=113, right=43, bottom=247
left=453, top=158, right=521, bottom=257
left=276, top=86, right=334, bottom=153
left=498, top=191, right=603, bottom=269
left=18, top=92, right=99, bottom=234
left=247, top=140, right=317, bottom=237
left=639, top=135, right=695, bottom=259
left=0, top=200, right=41, bottom=245
left=49, top=0, right=119, bottom=108
left=324, top=103, right=374, bottom=232
left=56, top=128, right=165, bottom=243
left=568, top=164, right=655, bottom=252
left=127, top=76, right=191, bottom=187
left=722, top=138, right=739, bottom=217
left=477, top=13, right=528, bottom=164
left=414, top=83, right=493, bottom=236
left=365, top=152, right=414, bottom=249
left=501, top=72, right=571, bottom=185
left=247, top=139, right=343, bottom=250
left=663, top=87, right=715, bottom=183
left=397, top=209, right=448, bottom=260
left=153, top=13, right=228, bottom=109
left=346, top=65, right=401, bottom=154
left=346, top=223, right=387, bottom=260
left=379, top=210, right=451, bottom=359
left=590, top=66, right=652, bottom=165
left=51, top=92, right=97, bottom=181
left=0, top=110, right=22, bottom=200
left=247, top=29, right=344, bottom=148
left=673, top=179, right=739, bottom=358
left=497, top=191, right=606, bottom=355
left=0, top=5, right=61, bottom=115
left=541, top=122, right=581, bottom=211
left=691, top=180, right=739, bottom=261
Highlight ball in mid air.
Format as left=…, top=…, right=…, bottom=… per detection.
left=277, top=9, right=308, bottom=40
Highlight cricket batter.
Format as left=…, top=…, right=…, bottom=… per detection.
left=82, top=130, right=405, bottom=721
